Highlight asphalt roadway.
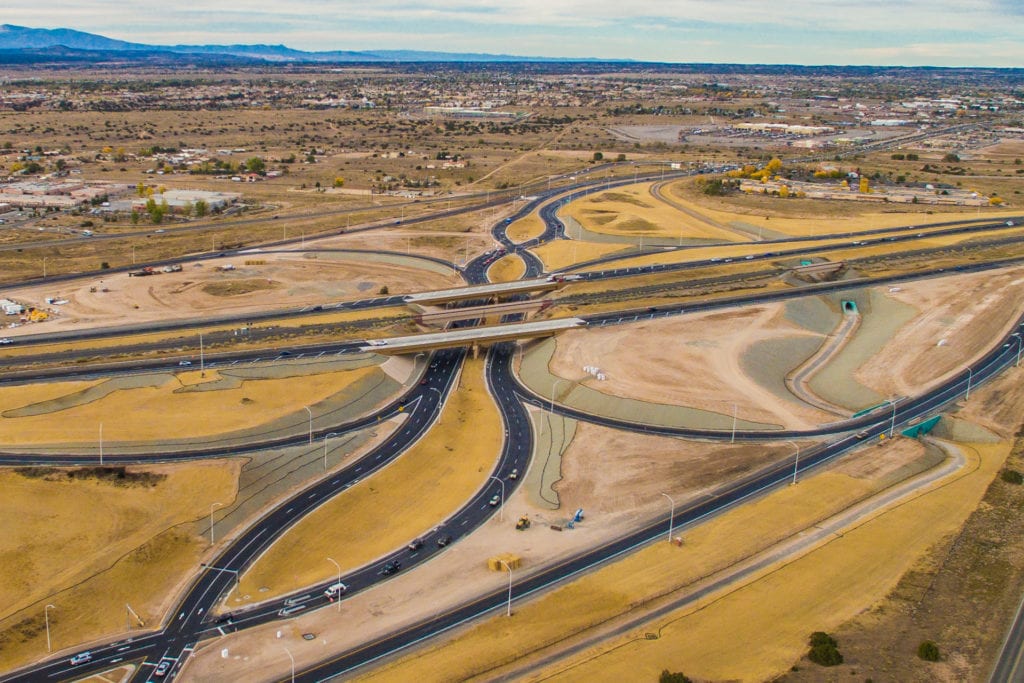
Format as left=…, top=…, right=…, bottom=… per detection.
left=5, top=293, right=1023, bottom=683
left=3, top=161, right=1024, bottom=680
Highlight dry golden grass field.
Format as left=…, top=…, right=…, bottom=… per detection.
left=233, top=357, right=502, bottom=605
left=0, top=366, right=380, bottom=444
left=358, top=434, right=1004, bottom=683
left=0, top=459, right=241, bottom=671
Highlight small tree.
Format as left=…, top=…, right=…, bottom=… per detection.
left=943, top=153, right=961, bottom=163
left=918, top=640, right=940, bottom=661
left=593, top=152, right=604, bottom=162
left=807, top=631, right=843, bottom=666
left=194, top=200, right=208, bottom=218
left=658, top=671, right=692, bottom=683
left=1001, top=469, right=1023, bottom=485
left=245, top=157, right=266, bottom=174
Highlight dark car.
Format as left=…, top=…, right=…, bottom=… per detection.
left=436, top=534, right=453, bottom=547
left=382, top=561, right=401, bottom=575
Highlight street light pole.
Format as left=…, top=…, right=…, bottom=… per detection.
left=888, top=398, right=898, bottom=438
left=966, top=367, right=974, bottom=401
left=785, top=440, right=800, bottom=485
left=199, top=332, right=205, bottom=377
left=488, top=475, right=505, bottom=521
left=499, top=560, right=513, bottom=617
left=326, top=557, right=342, bottom=613
left=731, top=404, right=738, bottom=444
left=99, top=422, right=103, bottom=465
left=323, top=433, right=331, bottom=472
left=1013, top=333, right=1022, bottom=368
left=283, top=647, right=295, bottom=683
left=303, top=405, right=313, bottom=444
left=660, top=492, right=676, bottom=543
left=44, top=604, right=55, bottom=652
left=209, top=502, right=222, bottom=546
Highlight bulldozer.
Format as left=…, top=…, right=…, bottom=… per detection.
left=515, top=515, right=531, bottom=531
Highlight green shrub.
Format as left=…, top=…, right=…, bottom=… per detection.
left=808, top=632, right=843, bottom=666
left=658, top=671, right=692, bottom=683
left=1001, top=469, right=1023, bottom=485
left=918, top=640, right=940, bottom=661
left=809, top=631, right=837, bottom=648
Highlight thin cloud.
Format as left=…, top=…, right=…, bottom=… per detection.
left=2, top=0, right=1020, bottom=65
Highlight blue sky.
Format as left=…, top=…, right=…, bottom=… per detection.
left=4, top=0, right=1022, bottom=66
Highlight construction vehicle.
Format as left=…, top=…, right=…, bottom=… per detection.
left=515, top=516, right=531, bottom=531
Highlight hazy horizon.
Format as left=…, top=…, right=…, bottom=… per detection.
left=2, top=1, right=1022, bottom=68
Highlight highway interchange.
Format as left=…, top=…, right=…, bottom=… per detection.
left=2, top=164, right=1024, bottom=682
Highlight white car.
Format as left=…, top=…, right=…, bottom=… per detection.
left=324, top=582, right=347, bottom=599
left=0, top=338, right=12, bottom=345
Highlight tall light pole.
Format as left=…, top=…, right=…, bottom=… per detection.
left=326, top=557, right=342, bottom=613
left=99, top=422, right=103, bottom=465
left=966, top=367, right=974, bottom=401
left=730, top=404, right=738, bottom=444
left=209, top=502, right=222, bottom=546
left=488, top=475, right=505, bottom=521
left=42, top=257, right=48, bottom=278
left=323, top=432, right=336, bottom=472
left=199, top=332, right=205, bottom=377
left=1013, top=333, right=1022, bottom=368
left=499, top=560, right=513, bottom=617
left=885, top=398, right=898, bottom=438
left=660, top=492, right=676, bottom=543
left=44, top=604, right=55, bottom=652
left=283, top=647, right=295, bottom=683
left=303, top=405, right=313, bottom=444
left=785, top=440, right=800, bottom=485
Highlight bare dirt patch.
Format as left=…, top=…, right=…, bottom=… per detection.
left=546, top=303, right=835, bottom=430
left=0, top=248, right=453, bottom=337
left=200, top=278, right=280, bottom=297
left=855, top=265, right=1024, bottom=398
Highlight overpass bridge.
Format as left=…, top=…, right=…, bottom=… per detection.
left=412, top=299, right=551, bottom=327
left=402, top=277, right=561, bottom=305
left=358, top=317, right=586, bottom=355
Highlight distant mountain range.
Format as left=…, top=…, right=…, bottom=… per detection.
left=0, top=24, right=594, bottom=64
